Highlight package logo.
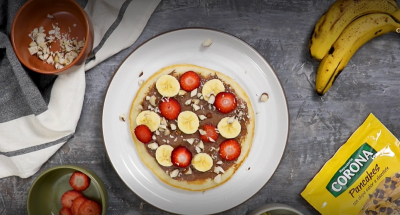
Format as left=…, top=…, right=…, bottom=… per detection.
left=326, top=143, right=377, bottom=197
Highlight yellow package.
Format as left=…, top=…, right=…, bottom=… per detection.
left=302, top=113, right=400, bottom=215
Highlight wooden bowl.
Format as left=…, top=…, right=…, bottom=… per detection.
left=11, top=0, right=94, bottom=75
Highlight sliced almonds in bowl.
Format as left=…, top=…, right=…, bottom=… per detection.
left=11, top=0, right=94, bottom=75
left=28, top=22, right=85, bottom=70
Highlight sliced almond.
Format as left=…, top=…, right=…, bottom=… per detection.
left=214, top=166, right=225, bottom=174
left=164, top=129, right=170, bottom=136
left=149, top=95, right=157, bottom=106
left=214, top=174, right=222, bottom=183
left=28, top=46, right=39, bottom=55
left=227, top=116, right=235, bottom=124
left=198, top=129, right=207, bottom=135
left=216, top=160, right=223, bottom=165
left=185, top=138, right=195, bottom=145
left=198, top=115, right=207, bottom=120
left=192, top=104, right=200, bottom=111
left=170, top=169, right=179, bottom=178
left=185, top=99, right=192, bottom=105
left=198, top=141, right=204, bottom=149
left=192, top=99, right=200, bottom=105
left=208, top=95, right=215, bottom=104
left=184, top=167, right=192, bottom=175
left=178, top=90, right=187, bottom=96
left=202, top=38, right=212, bottom=47
left=119, top=114, right=126, bottom=122
left=147, top=142, right=158, bottom=150
left=195, top=146, right=202, bottom=153
left=260, top=93, right=269, bottom=102
left=170, top=124, right=177, bottom=130
left=160, top=117, right=167, bottom=125
left=190, top=88, right=198, bottom=97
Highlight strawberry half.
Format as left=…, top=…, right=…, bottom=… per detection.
left=171, top=146, right=192, bottom=168
left=214, top=92, right=237, bottom=114
left=60, top=207, right=73, bottom=215
left=159, top=97, right=181, bottom=120
left=134, top=124, right=152, bottom=143
left=71, top=196, right=87, bottom=215
left=69, top=171, right=90, bottom=191
left=219, top=139, right=241, bottom=161
left=179, top=71, right=201, bottom=91
left=77, top=199, right=102, bottom=215
left=199, top=124, right=219, bottom=143
left=61, top=190, right=83, bottom=209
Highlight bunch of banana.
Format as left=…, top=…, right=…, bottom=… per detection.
left=310, top=0, right=400, bottom=95
left=316, top=12, right=400, bottom=95
left=309, top=0, right=398, bottom=61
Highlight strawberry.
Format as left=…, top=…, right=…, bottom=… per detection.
left=219, top=139, right=241, bottom=161
left=71, top=196, right=87, bottom=215
left=214, top=92, right=237, bottom=114
left=60, top=207, right=73, bottom=215
left=159, top=97, right=181, bottom=120
left=77, top=199, right=102, bottom=215
left=69, top=171, right=90, bottom=191
left=171, top=146, right=192, bottom=168
left=179, top=71, right=201, bottom=91
left=134, top=124, right=152, bottom=143
left=61, top=190, right=83, bottom=209
left=199, top=124, right=219, bottom=143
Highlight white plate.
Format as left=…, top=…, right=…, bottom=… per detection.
left=102, top=28, right=289, bottom=214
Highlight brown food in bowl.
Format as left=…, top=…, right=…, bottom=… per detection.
left=11, top=0, right=94, bottom=75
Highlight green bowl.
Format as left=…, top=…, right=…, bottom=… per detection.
left=27, top=165, right=108, bottom=215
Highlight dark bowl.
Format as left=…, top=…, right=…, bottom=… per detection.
left=11, top=0, right=94, bottom=75
left=27, top=165, right=108, bottom=215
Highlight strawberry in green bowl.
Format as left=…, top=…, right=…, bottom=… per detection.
left=27, top=165, right=108, bottom=215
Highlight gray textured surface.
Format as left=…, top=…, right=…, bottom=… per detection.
left=3, top=0, right=400, bottom=214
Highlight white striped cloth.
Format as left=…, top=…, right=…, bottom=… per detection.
left=0, top=0, right=160, bottom=178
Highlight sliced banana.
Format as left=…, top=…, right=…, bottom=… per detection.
left=156, top=75, right=180, bottom=97
left=136, top=110, right=161, bottom=132
left=155, top=145, right=174, bottom=167
left=177, top=111, right=199, bottom=134
left=192, top=153, right=213, bottom=172
left=217, top=117, right=241, bottom=138
left=202, top=79, right=225, bottom=101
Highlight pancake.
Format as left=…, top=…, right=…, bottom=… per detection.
left=129, top=64, right=255, bottom=191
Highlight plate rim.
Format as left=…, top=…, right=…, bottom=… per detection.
left=101, top=27, right=291, bottom=214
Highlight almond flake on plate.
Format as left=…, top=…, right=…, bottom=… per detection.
left=202, top=38, right=212, bottom=47
left=214, top=174, right=222, bottom=183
